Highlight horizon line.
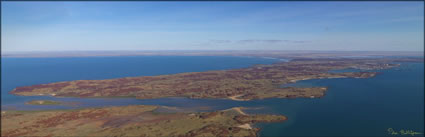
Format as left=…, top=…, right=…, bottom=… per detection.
left=3, top=49, right=424, bottom=53
left=2, top=49, right=423, bottom=58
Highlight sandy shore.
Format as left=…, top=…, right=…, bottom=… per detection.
left=228, top=95, right=250, bottom=101
left=223, top=107, right=248, bottom=115
left=232, top=107, right=247, bottom=115
left=238, top=123, right=253, bottom=129
left=229, top=107, right=253, bottom=129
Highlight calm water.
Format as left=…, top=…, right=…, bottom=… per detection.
left=1, top=56, right=423, bottom=136
left=258, top=62, right=424, bottom=136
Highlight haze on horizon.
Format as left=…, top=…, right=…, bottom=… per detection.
left=1, top=2, right=424, bottom=53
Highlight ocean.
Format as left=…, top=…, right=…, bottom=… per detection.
left=1, top=56, right=423, bottom=136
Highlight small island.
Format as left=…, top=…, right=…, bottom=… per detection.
left=25, top=100, right=62, bottom=105
left=1, top=105, right=286, bottom=137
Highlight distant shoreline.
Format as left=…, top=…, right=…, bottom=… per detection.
left=2, top=50, right=423, bottom=59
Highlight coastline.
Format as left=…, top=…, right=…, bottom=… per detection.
left=3, top=50, right=423, bottom=58
left=228, top=95, right=251, bottom=101
left=227, top=107, right=253, bottom=130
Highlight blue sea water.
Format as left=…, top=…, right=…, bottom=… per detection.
left=258, top=62, right=424, bottom=136
left=1, top=56, right=423, bottom=136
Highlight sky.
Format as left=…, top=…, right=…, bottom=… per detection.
left=1, top=2, right=424, bottom=52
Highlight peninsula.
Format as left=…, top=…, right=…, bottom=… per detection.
left=10, top=58, right=418, bottom=101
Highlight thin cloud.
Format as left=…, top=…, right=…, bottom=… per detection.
left=200, top=39, right=312, bottom=46
left=206, top=39, right=312, bottom=45
left=371, top=16, right=424, bottom=24
left=237, top=39, right=311, bottom=44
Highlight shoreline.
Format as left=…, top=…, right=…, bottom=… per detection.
left=228, top=95, right=251, bottom=101
left=3, top=50, right=423, bottom=58
left=226, top=107, right=254, bottom=129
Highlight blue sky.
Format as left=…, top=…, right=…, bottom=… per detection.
left=1, top=2, right=424, bottom=52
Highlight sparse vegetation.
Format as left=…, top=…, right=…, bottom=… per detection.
left=1, top=105, right=286, bottom=137
left=10, top=58, right=410, bottom=101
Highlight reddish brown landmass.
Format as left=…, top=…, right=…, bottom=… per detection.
left=10, top=58, right=420, bottom=100
left=1, top=105, right=286, bottom=137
